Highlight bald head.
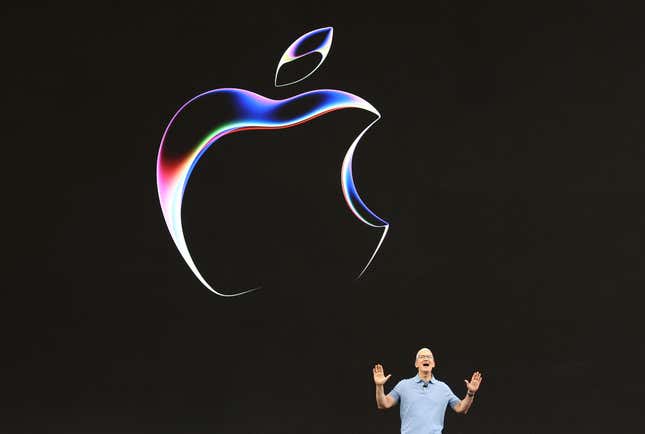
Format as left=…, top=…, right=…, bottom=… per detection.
left=416, top=347, right=433, bottom=359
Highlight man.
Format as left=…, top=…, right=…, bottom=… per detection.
left=373, top=347, right=482, bottom=434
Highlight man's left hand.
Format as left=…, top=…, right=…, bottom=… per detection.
left=464, top=371, right=482, bottom=394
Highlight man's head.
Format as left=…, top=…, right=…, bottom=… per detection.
left=414, top=347, right=435, bottom=375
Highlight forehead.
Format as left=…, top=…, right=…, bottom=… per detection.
left=416, top=348, right=433, bottom=357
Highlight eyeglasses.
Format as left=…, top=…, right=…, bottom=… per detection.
left=417, top=355, right=434, bottom=360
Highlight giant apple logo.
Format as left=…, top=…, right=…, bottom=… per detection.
left=156, top=27, right=388, bottom=296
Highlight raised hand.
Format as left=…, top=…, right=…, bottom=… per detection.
left=373, top=363, right=392, bottom=386
left=464, top=371, right=483, bottom=394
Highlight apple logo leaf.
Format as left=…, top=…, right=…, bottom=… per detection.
left=275, top=27, right=333, bottom=87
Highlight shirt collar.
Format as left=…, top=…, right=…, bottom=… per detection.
left=414, top=374, right=437, bottom=384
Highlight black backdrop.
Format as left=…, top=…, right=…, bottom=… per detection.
left=4, top=1, right=645, bottom=433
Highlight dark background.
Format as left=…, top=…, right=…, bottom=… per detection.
left=3, top=1, right=645, bottom=433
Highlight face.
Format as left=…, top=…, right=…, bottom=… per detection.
left=414, top=348, right=435, bottom=373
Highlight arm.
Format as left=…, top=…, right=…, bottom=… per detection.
left=453, top=392, right=475, bottom=414
left=453, top=371, right=482, bottom=414
left=373, top=364, right=397, bottom=410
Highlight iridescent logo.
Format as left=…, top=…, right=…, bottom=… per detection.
left=156, top=27, right=388, bottom=296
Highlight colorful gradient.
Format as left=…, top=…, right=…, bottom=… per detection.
left=275, top=27, right=333, bottom=87
left=156, top=27, right=388, bottom=296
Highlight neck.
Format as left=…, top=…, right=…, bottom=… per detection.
left=418, top=371, right=433, bottom=382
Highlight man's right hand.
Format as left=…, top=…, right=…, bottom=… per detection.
left=373, top=363, right=392, bottom=385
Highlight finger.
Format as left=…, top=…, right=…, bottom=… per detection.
left=385, top=374, right=391, bottom=382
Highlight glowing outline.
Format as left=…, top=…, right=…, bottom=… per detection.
left=156, top=27, right=388, bottom=296
left=275, top=27, right=333, bottom=87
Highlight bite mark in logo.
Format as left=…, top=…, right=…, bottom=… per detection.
left=156, top=27, right=388, bottom=296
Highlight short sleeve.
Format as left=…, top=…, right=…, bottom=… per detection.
left=446, top=384, right=460, bottom=409
left=387, top=380, right=403, bottom=403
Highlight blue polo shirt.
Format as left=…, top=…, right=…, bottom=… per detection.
left=387, top=374, right=461, bottom=434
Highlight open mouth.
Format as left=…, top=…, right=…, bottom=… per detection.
left=422, top=363, right=430, bottom=367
